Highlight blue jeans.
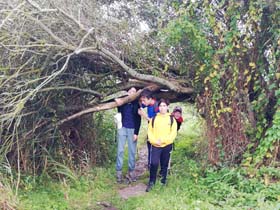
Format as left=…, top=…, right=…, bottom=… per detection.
left=116, top=127, right=137, bottom=172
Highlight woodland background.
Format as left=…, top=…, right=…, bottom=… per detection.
left=0, top=0, right=279, bottom=209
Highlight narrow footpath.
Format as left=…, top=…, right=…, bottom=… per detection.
left=117, top=144, right=148, bottom=199
left=98, top=143, right=149, bottom=209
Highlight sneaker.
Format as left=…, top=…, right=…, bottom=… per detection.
left=160, top=180, right=166, bottom=186
left=116, top=171, right=122, bottom=183
left=128, top=171, right=137, bottom=182
left=145, top=182, right=154, bottom=192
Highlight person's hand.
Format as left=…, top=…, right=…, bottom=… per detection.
left=138, top=109, right=149, bottom=121
left=115, top=98, right=122, bottom=106
left=138, top=108, right=143, bottom=116
left=133, top=135, right=138, bottom=141
left=155, top=139, right=161, bottom=147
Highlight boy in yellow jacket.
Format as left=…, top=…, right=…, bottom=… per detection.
left=146, top=99, right=177, bottom=192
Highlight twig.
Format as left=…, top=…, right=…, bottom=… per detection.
left=39, top=86, right=102, bottom=97
left=0, top=2, right=25, bottom=30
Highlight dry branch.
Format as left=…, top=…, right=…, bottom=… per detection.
left=57, top=85, right=160, bottom=125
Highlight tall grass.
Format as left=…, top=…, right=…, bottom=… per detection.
left=0, top=162, right=18, bottom=210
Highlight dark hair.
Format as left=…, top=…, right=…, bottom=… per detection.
left=127, top=87, right=137, bottom=91
left=173, top=106, right=182, bottom=113
left=140, top=89, right=153, bottom=99
left=158, top=98, right=170, bottom=106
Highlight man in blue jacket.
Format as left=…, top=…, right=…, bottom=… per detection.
left=138, top=89, right=159, bottom=169
left=115, top=87, right=141, bottom=183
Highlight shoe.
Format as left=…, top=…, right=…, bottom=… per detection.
left=160, top=177, right=166, bottom=185
left=145, top=182, right=154, bottom=192
left=116, top=171, right=122, bottom=183
left=160, top=180, right=166, bottom=186
left=128, top=171, right=137, bottom=182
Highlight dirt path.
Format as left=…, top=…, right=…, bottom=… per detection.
left=117, top=144, right=148, bottom=199
left=134, top=143, right=149, bottom=178
left=98, top=144, right=148, bottom=210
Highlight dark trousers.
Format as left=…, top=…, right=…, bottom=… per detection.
left=149, top=144, right=172, bottom=184
left=147, top=141, right=151, bottom=168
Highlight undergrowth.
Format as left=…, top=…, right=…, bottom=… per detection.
left=3, top=104, right=280, bottom=209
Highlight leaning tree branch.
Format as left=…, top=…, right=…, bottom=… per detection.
left=57, top=89, right=142, bottom=126
left=99, top=47, right=194, bottom=94
left=57, top=85, right=160, bottom=126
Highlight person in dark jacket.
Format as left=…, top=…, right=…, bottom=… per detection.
left=115, top=87, right=141, bottom=183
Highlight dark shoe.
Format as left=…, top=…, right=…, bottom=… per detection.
left=145, top=182, right=154, bottom=192
left=160, top=177, right=166, bottom=185
left=128, top=171, right=137, bottom=182
left=126, top=171, right=137, bottom=183
left=160, top=180, right=166, bottom=186
left=158, top=170, right=163, bottom=178
left=116, top=171, right=122, bottom=183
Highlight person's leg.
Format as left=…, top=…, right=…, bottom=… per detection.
left=116, top=127, right=127, bottom=182
left=149, top=146, right=161, bottom=183
left=167, top=143, right=174, bottom=171
left=159, top=144, right=172, bottom=184
left=160, top=144, right=173, bottom=177
left=146, top=146, right=161, bottom=192
left=127, top=128, right=137, bottom=181
left=147, top=140, right=151, bottom=169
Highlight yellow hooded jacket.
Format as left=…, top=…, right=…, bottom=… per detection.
left=148, top=113, right=177, bottom=147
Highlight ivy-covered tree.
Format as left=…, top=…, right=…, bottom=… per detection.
left=157, top=0, right=279, bottom=165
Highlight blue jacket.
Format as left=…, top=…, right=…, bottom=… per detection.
left=118, top=100, right=141, bottom=135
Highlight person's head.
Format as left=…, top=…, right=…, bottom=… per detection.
left=127, top=87, right=136, bottom=95
left=140, top=89, right=154, bottom=106
left=172, top=106, right=182, bottom=119
left=158, top=98, right=170, bottom=114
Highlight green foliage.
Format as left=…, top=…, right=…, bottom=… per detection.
left=93, top=110, right=117, bottom=166
left=16, top=103, right=280, bottom=209
left=253, top=106, right=280, bottom=164
left=0, top=173, right=18, bottom=209
left=0, top=0, right=278, bottom=196
left=19, top=167, right=117, bottom=210
left=157, top=0, right=280, bottom=165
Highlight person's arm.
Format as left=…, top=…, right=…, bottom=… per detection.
left=147, top=120, right=157, bottom=144
left=177, top=121, right=182, bottom=131
left=138, top=109, right=152, bottom=122
left=134, top=108, right=141, bottom=135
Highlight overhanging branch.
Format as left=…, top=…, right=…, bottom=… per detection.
left=56, top=89, right=141, bottom=126
left=99, top=47, right=194, bottom=94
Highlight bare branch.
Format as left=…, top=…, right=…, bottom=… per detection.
left=57, top=8, right=87, bottom=31
left=26, top=15, right=75, bottom=50
left=75, top=28, right=96, bottom=54
left=39, top=86, right=102, bottom=97
left=57, top=85, right=160, bottom=125
left=57, top=89, right=141, bottom=126
left=0, top=2, right=25, bottom=30
left=26, top=0, right=57, bottom=12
